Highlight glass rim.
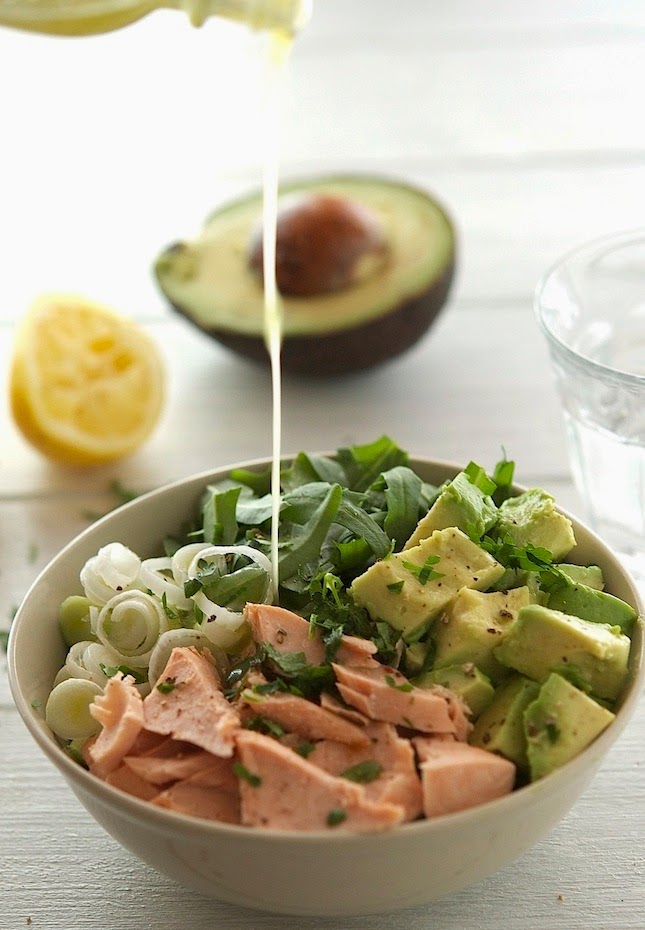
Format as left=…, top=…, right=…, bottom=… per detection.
left=534, top=227, right=645, bottom=387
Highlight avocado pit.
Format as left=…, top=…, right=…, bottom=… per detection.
left=247, top=192, right=390, bottom=297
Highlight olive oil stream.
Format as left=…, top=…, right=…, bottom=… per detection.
left=261, top=32, right=292, bottom=600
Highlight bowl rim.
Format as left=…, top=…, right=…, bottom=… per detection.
left=8, top=452, right=645, bottom=843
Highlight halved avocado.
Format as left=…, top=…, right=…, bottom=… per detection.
left=153, top=175, right=456, bottom=376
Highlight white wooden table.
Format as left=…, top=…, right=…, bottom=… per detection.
left=1, top=3, right=644, bottom=927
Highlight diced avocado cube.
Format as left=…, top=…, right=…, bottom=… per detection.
left=414, top=663, right=495, bottom=718
left=433, top=586, right=530, bottom=683
left=494, top=604, right=631, bottom=701
left=403, top=641, right=432, bottom=678
left=349, top=527, right=506, bottom=643
left=496, top=488, right=576, bottom=561
left=524, top=672, right=615, bottom=780
left=405, top=469, right=498, bottom=548
left=546, top=581, right=637, bottom=635
left=469, top=674, right=540, bottom=768
left=556, top=563, right=604, bottom=591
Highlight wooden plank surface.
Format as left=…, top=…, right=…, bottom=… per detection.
left=1, top=1, right=644, bottom=927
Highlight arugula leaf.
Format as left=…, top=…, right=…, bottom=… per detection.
left=380, top=465, right=423, bottom=551
left=202, top=486, right=241, bottom=545
left=278, top=484, right=343, bottom=582
left=186, top=557, right=270, bottom=611
left=492, top=452, right=515, bottom=505
left=281, top=452, right=347, bottom=491
left=334, top=497, right=391, bottom=559
left=228, top=466, right=272, bottom=497
left=236, top=493, right=276, bottom=527
left=332, top=536, right=373, bottom=572
left=336, top=435, right=408, bottom=492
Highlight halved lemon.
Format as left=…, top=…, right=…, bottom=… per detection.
left=9, top=294, right=165, bottom=466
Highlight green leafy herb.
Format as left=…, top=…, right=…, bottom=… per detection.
left=31, top=699, right=42, bottom=709
left=339, top=760, right=383, bottom=784
left=545, top=720, right=561, bottom=743
left=385, top=674, right=414, bottom=693
left=326, top=808, right=348, bottom=827
left=492, top=452, right=515, bottom=504
left=295, top=741, right=316, bottom=758
left=156, top=677, right=177, bottom=694
left=380, top=465, right=423, bottom=551
left=160, top=592, right=180, bottom=621
left=233, top=762, right=262, bottom=787
left=100, top=663, right=148, bottom=685
left=202, top=485, right=241, bottom=546
left=402, top=554, right=444, bottom=585
left=245, top=716, right=286, bottom=739
left=387, top=580, right=405, bottom=594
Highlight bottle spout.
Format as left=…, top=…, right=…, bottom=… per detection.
left=187, top=0, right=313, bottom=34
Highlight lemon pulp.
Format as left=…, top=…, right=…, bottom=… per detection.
left=9, top=294, right=165, bottom=466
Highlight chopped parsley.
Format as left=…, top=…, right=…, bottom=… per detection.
left=101, top=663, right=148, bottom=685
left=233, top=763, right=262, bottom=787
left=402, top=554, right=444, bottom=585
left=156, top=677, right=177, bottom=694
left=387, top=580, right=405, bottom=594
left=385, top=674, right=414, bottom=693
left=339, top=760, right=383, bottom=784
left=245, top=716, right=286, bottom=739
left=294, top=741, right=316, bottom=758
left=326, top=808, right=347, bottom=827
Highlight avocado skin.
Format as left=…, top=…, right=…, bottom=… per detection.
left=167, top=258, right=454, bottom=377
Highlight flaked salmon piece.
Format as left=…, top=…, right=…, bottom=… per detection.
left=319, top=691, right=371, bottom=727
left=335, top=634, right=380, bottom=668
left=127, top=728, right=168, bottom=757
left=87, top=673, right=144, bottom=778
left=105, top=763, right=160, bottom=801
left=245, top=604, right=325, bottom=664
left=235, top=730, right=405, bottom=832
left=307, top=721, right=423, bottom=822
left=413, top=737, right=516, bottom=817
left=143, top=646, right=240, bottom=757
left=153, top=780, right=241, bottom=824
left=124, top=743, right=217, bottom=786
left=244, top=604, right=379, bottom=668
left=332, top=664, right=472, bottom=740
left=239, top=689, right=371, bottom=747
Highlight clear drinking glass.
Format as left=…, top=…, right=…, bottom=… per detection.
left=535, top=229, right=645, bottom=583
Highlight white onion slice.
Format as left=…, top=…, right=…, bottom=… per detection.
left=95, top=590, right=168, bottom=667
left=170, top=543, right=214, bottom=587
left=139, top=556, right=192, bottom=610
left=80, top=542, right=142, bottom=606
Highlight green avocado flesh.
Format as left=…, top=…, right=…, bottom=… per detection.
left=153, top=175, right=456, bottom=376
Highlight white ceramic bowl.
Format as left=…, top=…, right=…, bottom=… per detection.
left=8, top=456, right=645, bottom=917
